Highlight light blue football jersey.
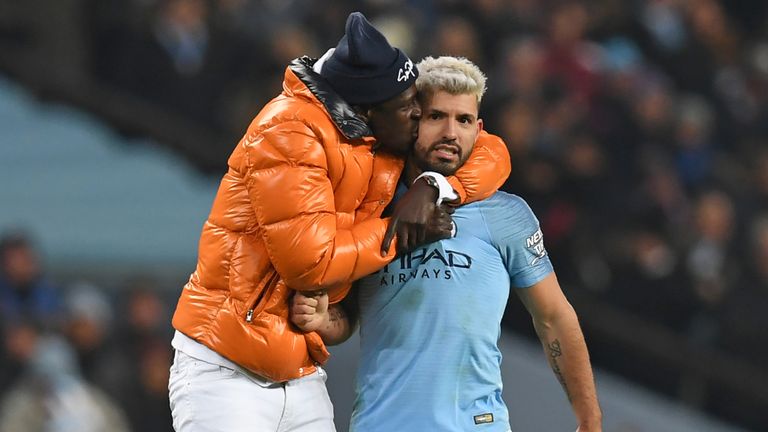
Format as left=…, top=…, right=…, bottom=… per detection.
left=350, top=190, right=554, bottom=432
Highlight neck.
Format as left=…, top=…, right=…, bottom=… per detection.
left=403, top=158, right=422, bottom=187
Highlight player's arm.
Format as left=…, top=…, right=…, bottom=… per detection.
left=515, top=273, right=602, bottom=432
left=489, top=194, right=600, bottom=431
left=290, top=288, right=359, bottom=346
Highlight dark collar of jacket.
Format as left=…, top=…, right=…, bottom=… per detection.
left=289, top=56, right=373, bottom=140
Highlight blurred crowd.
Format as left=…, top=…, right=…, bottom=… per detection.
left=0, top=231, right=175, bottom=432
left=3, top=0, right=768, bottom=429
left=82, top=0, right=768, bottom=367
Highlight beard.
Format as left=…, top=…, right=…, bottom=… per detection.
left=416, top=157, right=457, bottom=176
left=414, top=139, right=467, bottom=176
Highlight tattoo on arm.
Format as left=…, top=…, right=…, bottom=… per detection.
left=547, top=339, right=572, bottom=402
left=328, top=306, right=345, bottom=324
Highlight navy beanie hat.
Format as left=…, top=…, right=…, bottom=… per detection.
left=320, top=12, right=418, bottom=106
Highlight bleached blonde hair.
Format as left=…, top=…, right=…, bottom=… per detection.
left=415, top=56, right=487, bottom=104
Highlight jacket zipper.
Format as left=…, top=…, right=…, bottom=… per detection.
left=245, top=271, right=278, bottom=323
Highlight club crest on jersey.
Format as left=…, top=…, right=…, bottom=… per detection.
left=525, top=228, right=547, bottom=266
left=397, top=59, right=415, bottom=82
left=473, top=413, right=494, bottom=424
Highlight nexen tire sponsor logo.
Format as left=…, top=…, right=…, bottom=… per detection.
left=526, top=228, right=547, bottom=265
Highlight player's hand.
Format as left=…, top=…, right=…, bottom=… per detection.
left=382, top=178, right=452, bottom=256
left=290, top=290, right=329, bottom=333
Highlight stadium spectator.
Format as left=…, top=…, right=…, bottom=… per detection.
left=0, top=231, right=62, bottom=329
left=61, top=282, right=121, bottom=396
left=0, top=335, right=131, bottom=432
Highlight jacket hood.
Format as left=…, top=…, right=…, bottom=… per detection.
left=288, top=56, right=373, bottom=140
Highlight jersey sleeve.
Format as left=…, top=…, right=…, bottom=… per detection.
left=481, top=194, right=553, bottom=288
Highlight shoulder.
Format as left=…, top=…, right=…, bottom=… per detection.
left=472, top=192, right=542, bottom=246
left=485, top=190, right=527, bottom=206
left=475, top=191, right=536, bottom=220
left=237, top=95, right=343, bottom=165
left=251, top=95, right=337, bottom=142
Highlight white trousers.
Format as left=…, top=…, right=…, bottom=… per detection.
left=168, top=350, right=336, bottom=432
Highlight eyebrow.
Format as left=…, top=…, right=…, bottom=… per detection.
left=429, top=108, right=476, bottom=121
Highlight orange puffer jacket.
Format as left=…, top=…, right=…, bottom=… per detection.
left=172, top=57, right=511, bottom=382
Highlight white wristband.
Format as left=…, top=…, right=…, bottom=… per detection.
left=415, top=171, right=459, bottom=205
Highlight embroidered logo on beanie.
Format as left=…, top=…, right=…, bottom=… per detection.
left=397, top=59, right=415, bottom=83
left=320, top=12, right=418, bottom=105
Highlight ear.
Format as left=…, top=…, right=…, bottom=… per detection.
left=477, top=118, right=484, bottom=134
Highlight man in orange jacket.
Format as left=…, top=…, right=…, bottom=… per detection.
left=168, top=12, right=510, bottom=432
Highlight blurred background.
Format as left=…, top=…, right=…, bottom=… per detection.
left=1, top=0, right=768, bottom=430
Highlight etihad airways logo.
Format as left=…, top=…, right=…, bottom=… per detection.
left=376, top=247, right=472, bottom=286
